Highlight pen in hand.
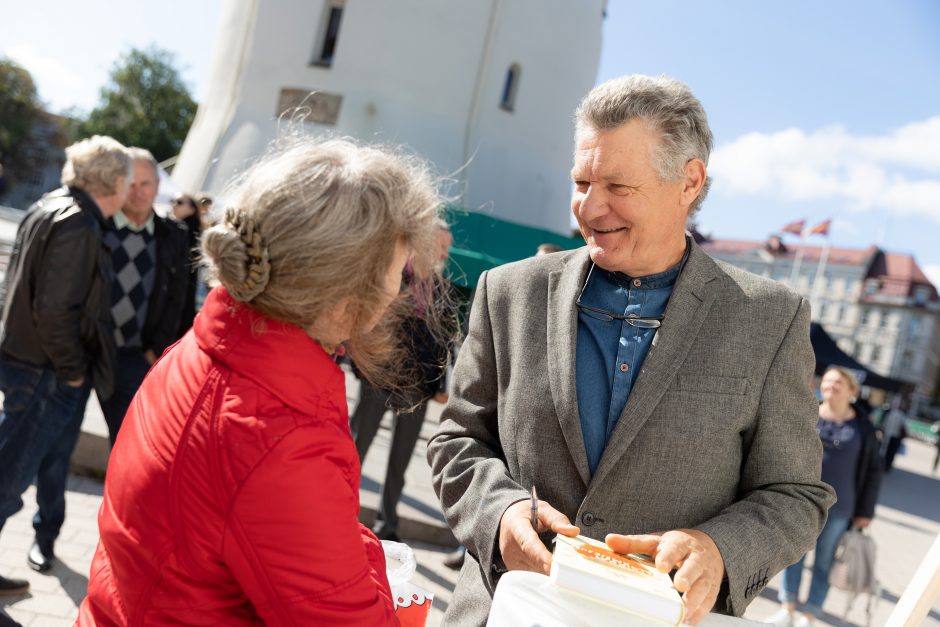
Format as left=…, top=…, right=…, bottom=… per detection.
left=530, top=485, right=539, bottom=530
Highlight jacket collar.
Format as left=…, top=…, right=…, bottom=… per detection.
left=547, top=238, right=724, bottom=488
left=194, top=287, right=346, bottom=417
left=67, top=186, right=109, bottom=229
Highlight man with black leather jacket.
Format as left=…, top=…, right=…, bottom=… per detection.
left=0, top=136, right=131, bottom=593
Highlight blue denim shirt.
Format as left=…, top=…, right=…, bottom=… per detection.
left=575, top=251, right=686, bottom=476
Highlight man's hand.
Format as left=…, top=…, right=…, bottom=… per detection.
left=606, top=529, right=724, bottom=625
left=144, top=349, right=158, bottom=365
left=498, top=498, right=579, bottom=574
left=66, top=377, right=85, bottom=388
left=852, top=516, right=872, bottom=529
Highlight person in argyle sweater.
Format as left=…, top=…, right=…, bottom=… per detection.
left=99, top=148, right=189, bottom=448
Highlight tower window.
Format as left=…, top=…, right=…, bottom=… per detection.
left=500, top=64, right=521, bottom=112
left=312, top=2, right=345, bottom=67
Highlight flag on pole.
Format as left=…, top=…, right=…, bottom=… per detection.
left=807, top=219, right=831, bottom=237
left=780, top=219, right=806, bottom=236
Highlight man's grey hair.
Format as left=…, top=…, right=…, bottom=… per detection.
left=575, top=74, right=713, bottom=216
left=128, top=146, right=160, bottom=180
left=61, top=135, right=134, bottom=197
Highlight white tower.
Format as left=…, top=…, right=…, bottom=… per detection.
left=174, top=0, right=605, bottom=277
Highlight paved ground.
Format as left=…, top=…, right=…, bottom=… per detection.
left=2, top=373, right=939, bottom=625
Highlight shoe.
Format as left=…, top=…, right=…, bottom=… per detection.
left=27, top=541, right=54, bottom=573
left=373, top=527, right=401, bottom=543
left=443, top=546, right=466, bottom=570
left=0, top=574, right=29, bottom=596
left=793, top=615, right=813, bottom=627
left=764, top=607, right=793, bottom=626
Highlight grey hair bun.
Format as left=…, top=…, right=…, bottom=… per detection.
left=201, top=208, right=271, bottom=302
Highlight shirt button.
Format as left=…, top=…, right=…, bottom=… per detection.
left=620, top=362, right=630, bottom=373
left=581, top=512, right=596, bottom=526
left=632, top=279, right=641, bottom=287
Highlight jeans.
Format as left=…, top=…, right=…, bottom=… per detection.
left=0, top=358, right=90, bottom=548
left=349, top=379, right=428, bottom=537
left=98, top=347, right=151, bottom=448
left=779, top=513, right=851, bottom=617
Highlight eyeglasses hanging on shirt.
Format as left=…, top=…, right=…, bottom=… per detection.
left=575, top=264, right=664, bottom=329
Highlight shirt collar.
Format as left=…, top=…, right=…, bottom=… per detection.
left=113, top=209, right=155, bottom=235
left=605, top=238, right=691, bottom=290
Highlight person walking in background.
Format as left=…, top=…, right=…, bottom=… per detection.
left=881, top=398, right=908, bottom=473
left=0, top=136, right=131, bottom=586
left=170, top=192, right=204, bottom=334
left=79, top=138, right=449, bottom=625
left=769, top=366, right=883, bottom=627
left=98, top=148, right=189, bottom=448
left=350, top=222, right=457, bottom=542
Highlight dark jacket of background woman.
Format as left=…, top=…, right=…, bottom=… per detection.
left=852, top=409, right=884, bottom=520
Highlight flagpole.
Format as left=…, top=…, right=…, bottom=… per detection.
left=788, top=237, right=805, bottom=288
left=810, top=233, right=831, bottom=302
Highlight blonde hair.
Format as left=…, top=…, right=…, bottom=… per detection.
left=201, top=137, right=449, bottom=392
left=824, top=366, right=861, bottom=396
left=61, top=135, right=133, bottom=196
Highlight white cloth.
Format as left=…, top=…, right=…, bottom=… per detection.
left=487, top=571, right=767, bottom=627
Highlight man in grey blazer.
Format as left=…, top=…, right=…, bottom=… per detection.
left=428, top=75, right=835, bottom=625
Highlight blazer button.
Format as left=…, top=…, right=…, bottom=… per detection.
left=581, top=512, right=596, bottom=526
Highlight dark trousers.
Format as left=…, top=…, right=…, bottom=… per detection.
left=349, top=379, right=428, bottom=537
left=884, top=435, right=904, bottom=472
left=0, top=358, right=90, bottom=548
left=97, top=347, right=151, bottom=448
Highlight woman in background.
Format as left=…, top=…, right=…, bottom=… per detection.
left=80, top=138, right=445, bottom=625
left=769, top=366, right=883, bottom=626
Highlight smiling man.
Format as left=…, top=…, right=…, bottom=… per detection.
left=428, top=75, right=836, bottom=625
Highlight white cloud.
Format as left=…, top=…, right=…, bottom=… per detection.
left=924, top=264, right=940, bottom=290
left=710, top=118, right=940, bottom=222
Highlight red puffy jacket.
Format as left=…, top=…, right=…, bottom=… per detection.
left=78, top=288, right=399, bottom=625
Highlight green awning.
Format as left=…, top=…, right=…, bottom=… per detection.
left=444, top=208, right=583, bottom=287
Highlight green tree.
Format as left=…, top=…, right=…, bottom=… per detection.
left=78, top=47, right=197, bottom=163
left=0, top=57, right=43, bottom=189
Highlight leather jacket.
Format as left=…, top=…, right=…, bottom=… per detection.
left=1, top=187, right=116, bottom=398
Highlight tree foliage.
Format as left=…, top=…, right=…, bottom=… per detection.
left=0, top=57, right=43, bottom=176
left=77, top=47, right=197, bottom=163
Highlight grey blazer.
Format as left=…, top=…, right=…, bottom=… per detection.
left=427, top=241, right=836, bottom=625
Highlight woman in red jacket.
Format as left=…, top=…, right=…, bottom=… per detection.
left=79, top=139, right=445, bottom=625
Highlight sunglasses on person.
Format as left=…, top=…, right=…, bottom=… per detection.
left=575, top=264, right=664, bottom=329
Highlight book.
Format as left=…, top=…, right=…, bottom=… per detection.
left=549, top=534, right=686, bottom=626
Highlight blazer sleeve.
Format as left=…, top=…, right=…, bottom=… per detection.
left=695, top=297, right=836, bottom=616
left=427, top=270, right=530, bottom=580
left=222, top=422, right=398, bottom=626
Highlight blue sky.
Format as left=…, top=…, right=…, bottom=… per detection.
left=3, top=0, right=939, bottom=285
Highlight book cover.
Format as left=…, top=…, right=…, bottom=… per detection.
left=549, top=534, right=686, bottom=626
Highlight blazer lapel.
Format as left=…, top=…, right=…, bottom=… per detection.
left=547, top=248, right=593, bottom=487
left=588, top=242, right=721, bottom=490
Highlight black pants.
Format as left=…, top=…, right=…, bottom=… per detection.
left=349, top=379, right=428, bottom=537
left=884, top=436, right=904, bottom=472
left=98, top=347, right=151, bottom=448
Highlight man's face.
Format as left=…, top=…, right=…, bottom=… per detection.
left=571, top=120, right=693, bottom=276
left=124, top=160, right=159, bottom=221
